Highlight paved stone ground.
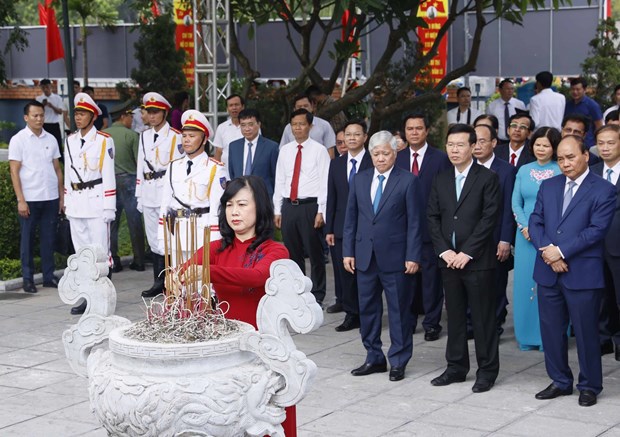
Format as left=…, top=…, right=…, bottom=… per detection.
left=0, top=265, right=620, bottom=436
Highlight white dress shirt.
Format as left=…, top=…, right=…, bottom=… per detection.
left=507, top=143, right=525, bottom=165
left=447, top=107, right=481, bottom=125
left=273, top=137, right=331, bottom=215
left=478, top=153, right=495, bottom=169
left=529, top=88, right=566, bottom=131
left=35, top=93, right=63, bottom=124
left=370, top=166, right=394, bottom=203
left=279, top=116, right=336, bottom=150
left=347, top=149, right=366, bottom=177
left=486, top=97, right=526, bottom=140
left=603, top=105, right=619, bottom=120
left=603, top=161, right=620, bottom=185
left=8, top=126, right=61, bottom=201
left=213, top=118, right=243, bottom=165
left=409, top=143, right=428, bottom=170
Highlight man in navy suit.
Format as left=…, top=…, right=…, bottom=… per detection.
left=228, top=108, right=279, bottom=197
left=325, top=120, right=373, bottom=331
left=590, top=125, right=620, bottom=361
left=343, top=131, right=422, bottom=382
left=395, top=113, right=451, bottom=341
left=495, top=113, right=536, bottom=168
left=473, top=124, right=517, bottom=335
left=530, top=135, right=616, bottom=407
left=428, top=124, right=501, bottom=393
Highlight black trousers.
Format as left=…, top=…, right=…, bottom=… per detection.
left=442, top=268, right=499, bottom=381
left=411, top=242, right=444, bottom=331
left=600, top=252, right=620, bottom=346
left=43, top=123, right=63, bottom=162
left=331, top=237, right=359, bottom=315
left=281, top=201, right=326, bottom=303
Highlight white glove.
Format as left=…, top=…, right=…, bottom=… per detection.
left=136, top=199, right=143, bottom=213
left=103, top=210, right=116, bottom=223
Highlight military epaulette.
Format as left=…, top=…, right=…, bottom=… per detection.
left=209, top=157, right=224, bottom=166
left=170, top=127, right=181, bottom=135
left=97, top=130, right=111, bottom=138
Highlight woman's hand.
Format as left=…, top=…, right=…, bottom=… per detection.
left=521, top=226, right=530, bottom=241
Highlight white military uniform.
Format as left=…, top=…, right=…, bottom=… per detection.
left=64, top=97, right=116, bottom=257
left=136, top=122, right=183, bottom=255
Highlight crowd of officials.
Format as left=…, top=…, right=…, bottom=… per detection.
left=8, top=71, right=620, bottom=412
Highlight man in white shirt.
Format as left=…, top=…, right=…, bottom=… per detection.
left=280, top=94, right=336, bottom=158
left=447, top=87, right=481, bottom=126
left=274, top=109, right=331, bottom=305
left=35, top=79, right=64, bottom=155
left=9, top=100, right=64, bottom=294
left=486, top=79, right=526, bottom=141
left=603, top=85, right=620, bottom=120
left=529, top=71, right=566, bottom=131
left=213, top=94, right=245, bottom=165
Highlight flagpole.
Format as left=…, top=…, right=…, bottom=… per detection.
left=61, top=0, right=76, bottom=131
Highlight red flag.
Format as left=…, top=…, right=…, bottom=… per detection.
left=38, top=1, right=65, bottom=63
left=151, top=0, right=161, bottom=17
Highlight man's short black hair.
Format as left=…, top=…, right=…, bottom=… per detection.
left=561, top=134, right=587, bottom=154
left=447, top=123, right=477, bottom=145
left=613, top=84, right=620, bottom=96
left=595, top=123, right=620, bottom=140
left=73, top=80, right=81, bottom=87
left=535, top=71, right=553, bottom=89
left=457, top=87, right=471, bottom=97
left=305, top=85, right=324, bottom=101
left=475, top=124, right=498, bottom=142
left=238, top=108, right=261, bottom=124
left=39, top=79, right=51, bottom=86
left=498, top=78, right=514, bottom=89
left=293, top=93, right=311, bottom=106
left=569, top=77, right=588, bottom=89
left=508, top=112, right=535, bottom=132
left=24, top=100, right=44, bottom=115
left=82, top=85, right=95, bottom=94
left=290, top=108, right=313, bottom=124
left=562, top=113, right=590, bottom=133
left=226, top=94, right=245, bottom=105
left=473, top=114, right=499, bottom=131
left=403, top=112, right=430, bottom=130
left=605, top=110, right=619, bottom=124
left=344, top=119, right=367, bottom=134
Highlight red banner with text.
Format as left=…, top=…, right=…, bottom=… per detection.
left=174, top=0, right=195, bottom=87
left=417, top=0, right=448, bottom=87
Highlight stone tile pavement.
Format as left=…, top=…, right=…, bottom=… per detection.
left=0, top=267, right=619, bottom=436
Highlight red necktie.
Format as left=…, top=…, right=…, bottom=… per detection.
left=510, top=152, right=517, bottom=166
left=412, top=152, right=419, bottom=176
left=290, top=144, right=303, bottom=201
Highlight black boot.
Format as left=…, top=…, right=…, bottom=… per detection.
left=70, top=300, right=87, bottom=315
left=141, top=254, right=165, bottom=298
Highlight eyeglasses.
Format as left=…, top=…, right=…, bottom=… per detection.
left=336, top=140, right=345, bottom=145
left=509, top=123, right=530, bottom=131
left=446, top=143, right=470, bottom=150
left=562, top=127, right=585, bottom=136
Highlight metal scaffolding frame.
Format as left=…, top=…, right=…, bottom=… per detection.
left=192, top=0, right=231, bottom=133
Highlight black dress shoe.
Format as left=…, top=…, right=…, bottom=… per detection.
left=601, top=340, right=614, bottom=356
left=535, top=383, right=573, bottom=400
left=22, top=280, right=37, bottom=294
left=578, top=390, right=597, bottom=407
left=335, top=315, right=360, bottom=332
left=141, top=287, right=163, bottom=298
left=70, top=301, right=87, bottom=315
left=326, top=302, right=344, bottom=314
left=389, top=366, right=405, bottom=381
left=424, top=327, right=441, bottom=341
left=431, top=371, right=466, bottom=386
left=129, top=262, right=145, bottom=272
left=42, top=276, right=60, bottom=288
left=472, top=379, right=494, bottom=393
left=351, top=361, right=388, bottom=376
left=112, top=263, right=123, bottom=273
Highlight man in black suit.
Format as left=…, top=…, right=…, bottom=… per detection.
left=326, top=120, right=373, bottom=331
left=495, top=113, right=535, bottom=168
left=228, top=108, right=279, bottom=197
left=591, top=124, right=620, bottom=361
left=473, top=124, right=517, bottom=335
left=395, top=113, right=451, bottom=341
left=428, top=124, right=501, bottom=393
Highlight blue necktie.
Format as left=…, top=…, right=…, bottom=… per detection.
left=373, top=174, right=385, bottom=214
left=452, top=174, right=465, bottom=248
left=244, top=142, right=253, bottom=175
left=606, top=168, right=613, bottom=182
left=348, top=158, right=357, bottom=186
left=562, top=180, right=577, bottom=216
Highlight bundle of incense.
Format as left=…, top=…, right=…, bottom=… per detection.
left=202, top=226, right=212, bottom=310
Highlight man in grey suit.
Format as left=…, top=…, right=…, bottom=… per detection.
left=228, top=108, right=279, bottom=197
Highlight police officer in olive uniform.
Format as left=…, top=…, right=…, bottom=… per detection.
left=64, top=92, right=116, bottom=314
left=136, top=92, right=184, bottom=297
left=159, top=110, right=227, bottom=270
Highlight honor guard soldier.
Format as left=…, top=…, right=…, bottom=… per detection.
left=159, top=110, right=227, bottom=270
left=136, top=92, right=184, bottom=298
left=64, top=92, right=116, bottom=314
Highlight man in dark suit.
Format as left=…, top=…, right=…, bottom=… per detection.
left=343, top=131, right=422, bottom=382
left=428, top=124, right=501, bottom=393
left=529, top=135, right=616, bottom=407
left=325, top=120, right=373, bottom=331
left=395, top=113, right=451, bottom=341
left=590, top=125, right=620, bottom=361
left=495, top=113, right=535, bottom=168
left=228, top=108, right=279, bottom=197
left=473, top=124, right=517, bottom=335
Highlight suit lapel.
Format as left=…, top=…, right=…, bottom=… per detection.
left=559, top=173, right=595, bottom=223
left=360, top=170, right=375, bottom=215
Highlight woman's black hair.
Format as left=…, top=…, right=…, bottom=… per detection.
left=528, top=126, right=562, bottom=158
left=217, top=176, right=274, bottom=253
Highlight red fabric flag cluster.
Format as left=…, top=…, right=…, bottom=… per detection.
left=38, top=0, right=65, bottom=64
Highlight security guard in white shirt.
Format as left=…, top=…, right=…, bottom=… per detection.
left=136, top=92, right=184, bottom=297
left=159, top=110, right=228, bottom=272
left=64, top=92, right=116, bottom=314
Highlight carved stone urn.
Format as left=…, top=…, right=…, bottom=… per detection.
left=59, top=246, right=323, bottom=437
